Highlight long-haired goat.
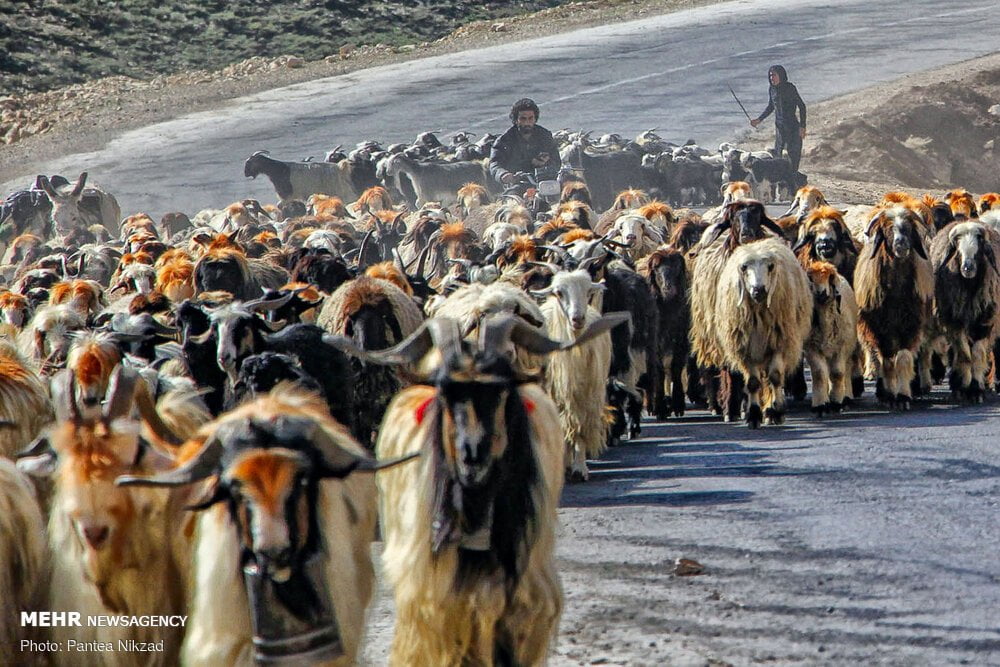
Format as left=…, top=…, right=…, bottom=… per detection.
left=0, top=459, right=47, bottom=661
left=855, top=205, right=934, bottom=409
left=930, top=221, right=1000, bottom=402
left=531, top=269, right=619, bottom=480
left=638, top=246, right=690, bottom=418
left=0, top=339, right=52, bottom=459
left=356, top=313, right=624, bottom=665
left=30, top=367, right=207, bottom=666
left=117, top=388, right=411, bottom=666
left=715, top=238, right=811, bottom=427
left=793, top=206, right=860, bottom=283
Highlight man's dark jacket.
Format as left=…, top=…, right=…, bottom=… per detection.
left=756, top=65, right=806, bottom=130
left=488, top=124, right=561, bottom=184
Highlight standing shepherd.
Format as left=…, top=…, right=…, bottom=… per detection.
left=750, top=65, right=807, bottom=171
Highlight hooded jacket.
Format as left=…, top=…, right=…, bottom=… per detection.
left=756, top=65, right=807, bottom=130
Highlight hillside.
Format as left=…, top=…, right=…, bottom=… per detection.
left=0, top=0, right=566, bottom=94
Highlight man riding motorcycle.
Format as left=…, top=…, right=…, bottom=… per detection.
left=488, top=98, right=562, bottom=198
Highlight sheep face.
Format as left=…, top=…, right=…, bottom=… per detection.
left=738, top=256, right=777, bottom=306
left=611, top=215, right=649, bottom=247
left=648, top=251, right=685, bottom=301
left=947, top=222, right=996, bottom=280
left=806, top=263, right=839, bottom=308
left=869, top=207, right=926, bottom=261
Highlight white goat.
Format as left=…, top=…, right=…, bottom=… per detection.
left=532, top=269, right=615, bottom=480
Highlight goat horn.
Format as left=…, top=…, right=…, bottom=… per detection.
left=103, top=364, right=140, bottom=423
left=782, top=196, right=800, bottom=218
left=244, top=290, right=296, bottom=312
left=291, top=415, right=421, bottom=477
left=116, top=433, right=224, bottom=487
left=132, top=376, right=184, bottom=447
left=356, top=229, right=374, bottom=270
left=51, top=369, right=83, bottom=425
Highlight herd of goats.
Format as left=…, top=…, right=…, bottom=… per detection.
left=1, top=125, right=999, bottom=665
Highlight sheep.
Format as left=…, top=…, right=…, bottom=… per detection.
left=37, top=172, right=121, bottom=238
left=17, top=302, right=88, bottom=372
left=0, top=459, right=47, bottom=661
left=317, top=276, right=424, bottom=442
left=793, top=206, right=861, bottom=283
left=689, top=200, right=787, bottom=420
left=978, top=192, right=1000, bottom=214
left=244, top=150, right=370, bottom=203
left=929, top=221, right=1000, bottom=402
left=30, top=366, right=207, bottom=666
left=356, top=313, right=624, bottom=666
left=0, top=289, right=32, bottom=329
left=455, top=181, right=491, bottom=218
left=855, top=205, right=934, bottom=409
left=715, top=238, right=812, bottom=427
left=531, top=268, right=618, bottom=480
left=943, top=188, right=978, bottom=220
left=117, top=387, right=410, bottom=666
left=804, top=262, right=860, bottom=413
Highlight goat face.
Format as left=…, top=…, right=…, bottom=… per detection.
left=534, top=271, right=603, bottom=330
left=739, top=256, right=776, bottom=306
left=223, top=447, right=317, bottom=583
left=612, top=215, right=647, bottom=247
left=212, top=307, right=262, bottom=382
left=806, top=263, right=839, bottom=308
left=649, top=251, right=685, bottom=301
left=440, top=376, right=510, bottom=489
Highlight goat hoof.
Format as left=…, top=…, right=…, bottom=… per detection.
left=765, top=408, right=785, bottom=425
left=828, top=400, right=843, bottom=414
left=745, top=404, right=763, bottom=429
left=566, top=467, right=589, bottom=483
left=966, top=381, right=984, bottom=404
left=875, top=378, right=887, bottom=402
left=895, top=394, right=911, bottom=411
left=810, top=403, right=827, bottom=417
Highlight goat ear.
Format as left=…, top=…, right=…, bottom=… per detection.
left=911, top=227, right=928, bottom=260
left=865, top=211, right=883, bottom=237
left=761, top=214, right=785, bottom=238
left=870, top=228, right=885, bottom=258
left=985, top=243, right=999, bottom=274
left=702, top=221, right=730, bottom=248
left=791, top=232, right=813, bottom=253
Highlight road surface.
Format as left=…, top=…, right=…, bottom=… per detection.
left=3, top=0, right=1000, bottom=216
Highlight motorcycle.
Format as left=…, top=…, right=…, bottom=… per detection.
left=502, top=165, right=562, bottom=219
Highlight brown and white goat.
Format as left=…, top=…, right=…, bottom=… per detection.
left=804, top=262, right=859, bottom=413
left=118, top=388, right=404, bottom=666
left=33, top=367, right=206, bottom=666
left=793, top=206, right=860, bottom=283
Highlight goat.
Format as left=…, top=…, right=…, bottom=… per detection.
left=792, top=206, right=860, bottom=283
left=855, top=205, right=934, bottom=409
left=117, top=388, right=411, bottom=665
left=742, top=155, right=806, bottom=203
left=18, top=302, right=88, bottom=372
left=0, top=459, right=47, bottom=661
left=638, top=246, right=690, bottom=418
left=978, top=192, right=1000, bottom=214
left=715, top=238, right=812, bottom=427
left=930, top=221, right=1000, bottom=402
left=943, top=188, right=978, bottom=220
left=356, top=313, right=623, bottom=665
left=606, top=213, right=663, bottom=261
left=384, top=154, right=490, bottom=209
left=317, top=276, right=424, bottom=443
left=531, top=269, right=618, bottom=480
left=29, top=366, right=206, bottom=666
left=804, top=262, right=859, bottom=413
left=193, top=242, right=289, bottom=301
left=244, top=151, right=369, bottom=203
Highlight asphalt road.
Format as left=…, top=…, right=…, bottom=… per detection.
left=3, top=0, right=1000, bottom=217
left=360, top=386, right=1000, bottom=666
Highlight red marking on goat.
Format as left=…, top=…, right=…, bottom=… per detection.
left=522, top=398, right=535, bottom=414
left=414, top=396, right=435, bottom=424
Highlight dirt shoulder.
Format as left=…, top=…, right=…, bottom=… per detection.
left=742, top=54, right=1000, bottom=203
left=0, top=0, right=718, bottom=186
left=2, top=0, right=997, bottom=203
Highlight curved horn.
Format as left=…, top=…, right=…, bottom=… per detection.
left=526, top=260, right=564, bottom=275
left=865, top=211, right=883, bottom=237
left=481, top=311, right=629, bottom=355
left=103, top=364, right=140, bottom=422
left=117, top=433, right=224, bottom=487
left=356, top=229, right=374, bottom=270
left=244, top=290, right=296, bottom=312
left=290, top=416, right=420, bottom=478
left=51, top=369, right=82, bottom=425
left=782, top=195, right=801, bottom=218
